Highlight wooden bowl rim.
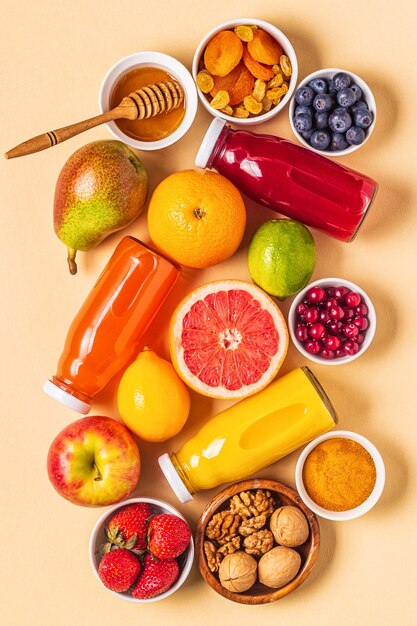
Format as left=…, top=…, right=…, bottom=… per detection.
left=195, top=478, right=320, bottom=604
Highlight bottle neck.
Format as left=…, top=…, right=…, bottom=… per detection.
left=301, top=367, right=338, bottom=425
left=206, top=124, right=230, bottom=170
left=170, top=453, right=196, bottom=495
left=51, top=375, right=92, bottom=405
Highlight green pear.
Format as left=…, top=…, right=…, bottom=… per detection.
left=53, top=140, right=148, bottom=274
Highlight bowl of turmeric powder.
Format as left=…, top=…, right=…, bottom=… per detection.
left=295, top=430, right=385, bottom=521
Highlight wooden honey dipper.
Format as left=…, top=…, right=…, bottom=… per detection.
left=4, top=80, right=184, bottom=159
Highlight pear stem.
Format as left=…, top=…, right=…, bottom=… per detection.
left=67, top=248, right=78, bottom=275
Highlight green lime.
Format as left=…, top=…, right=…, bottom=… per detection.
left=248, top=219, right=316, bottom=299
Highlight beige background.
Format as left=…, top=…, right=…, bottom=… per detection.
left=0, top=0, right=415, bottom=624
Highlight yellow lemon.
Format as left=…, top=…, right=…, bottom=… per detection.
left=117, top=347, right=190, bottom=442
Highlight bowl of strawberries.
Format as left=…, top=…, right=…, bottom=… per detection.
left=89, top=497, right=194, bottom=602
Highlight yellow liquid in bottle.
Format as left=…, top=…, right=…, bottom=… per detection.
left=172, top=367, right=337, bottom=493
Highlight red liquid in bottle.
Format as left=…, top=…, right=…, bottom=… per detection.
left=43, top=237, right=180, bottom=414
left=196, top=119, right=377, bottom=241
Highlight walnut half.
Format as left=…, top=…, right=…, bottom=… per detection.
left=230, top=490, right=275, bottom=518
left=238, top=513, right=267, bottom=537
left=204, top=540, right=223, bottom=573
left=243, top=529, right=274, bottom=556
left=205, top=510, right=240, bottom=545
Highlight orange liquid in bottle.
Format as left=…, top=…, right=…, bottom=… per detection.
left=45, top=237, right=180, bottom=413
left=110, top=67, right=186, bottom=142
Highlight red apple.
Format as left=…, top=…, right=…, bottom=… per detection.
left=47, top=416, right=140, bottom=506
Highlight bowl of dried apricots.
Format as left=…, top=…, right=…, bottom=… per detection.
left=192, top=18, right=298, bottom=124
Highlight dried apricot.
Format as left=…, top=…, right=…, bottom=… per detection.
left=210, top=90, right=230, bottom=110
left=204, top=30, right=243, bottom=77
left=211, top=62, right=254, bottom=106
left=243, top=96, right=263, bottom=115
left=268, top=74, right=283, bottom=89
left=247, top=29, right=283, bottom=65
left=234, top=25, right=254, bottom=42
left=279, top=55, right=292, bottom=77
left=233, top=106, right=249, bottom=119
left=196, top=70, right=214, bottom=93
left=261, top=96, right=272, bottom=112
left=242, top=46, right=274, bottom=81
left=252, top=79, right=267, bottom=103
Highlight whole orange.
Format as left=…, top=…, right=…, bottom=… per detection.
left=147, top=169, right=246, bottom=268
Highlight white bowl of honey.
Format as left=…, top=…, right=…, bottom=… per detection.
left=99, top=51, right=198, bottom=150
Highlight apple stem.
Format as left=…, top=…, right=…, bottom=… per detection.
left=93, top=462, right=102, bottom=481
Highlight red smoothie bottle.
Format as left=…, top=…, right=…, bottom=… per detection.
left=195, top=118, right=377, bottom=242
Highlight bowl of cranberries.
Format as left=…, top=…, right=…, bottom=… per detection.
left=89, top=497, right=194, bottom=602
left=288, top=278, right=376, bottom=365
left=289, top=68, right=376, bottom=156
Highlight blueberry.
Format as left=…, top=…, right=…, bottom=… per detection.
left=354, top=108, right=373, bottom=129
left=350, top=83, right=362, bottom=101
left=346, top=126, right=366, bottom=145
left=308, top=78, right=328, bottom=94
left=329, top=107, right=352, bottom=133
left=337, top=87, right=357, bottom=108
left=313, top=93, right=334, bottom=112
left=294, top=105, right=313, bottom=117
left=332, top=72, right=351, bottom=91
left=330, top=132, right=349, bottom=151
left=351, top=100, right=369, bottom=114
left=310, top=130, right=331, bottom=150
left=327, top=79, right=338, bottom=95
left=302, top=129, right=315, bottom=141
left=295, top=86, right=315, bottom=106
left=294, top=113, right=313, bottom=133
left=315, top=111, right=329, bottom=130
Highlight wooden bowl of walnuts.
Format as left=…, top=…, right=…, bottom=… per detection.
left=195, top=478, right=320, bottom=604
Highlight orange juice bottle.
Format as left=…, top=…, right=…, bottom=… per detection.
left=43, top=237, right=180, bottom=414
left=159, top=367, right=337, bottom=502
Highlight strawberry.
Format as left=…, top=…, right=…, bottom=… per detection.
left=131, top=553, right=179, bottom=599
left=102, top=502, right=152, bottom=554
left=98, top=548, right=141, bottom=593
left=148, top=513, right=192, bottom=559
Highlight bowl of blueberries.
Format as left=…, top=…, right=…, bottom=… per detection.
left=289, top=68, right=376, bottom=155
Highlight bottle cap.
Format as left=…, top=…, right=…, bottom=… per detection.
left=195, top=117, right=227, bottom=169
left=158, top=453, right=193, bottom=503
left=43, top=379, right=91, bottom=415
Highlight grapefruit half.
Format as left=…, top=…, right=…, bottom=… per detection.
left=169, top=280, right=288, bottom=399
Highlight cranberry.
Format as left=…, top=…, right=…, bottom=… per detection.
left=305, top=339, right=321, bottom=355
left=334, top=286, right=349, bottom=299
left=345, top=292, right=361, bottom=307
left=353, top=316, right=368, bottom=331
left=328, top=320, right=343, bottom=335
left=335, top=347, right=346, bottom=359
left=307, top=287, right=326, bottom=303
left=309, top=323, right=326, bottom=339
left=355, top=303, right=368, bottom=316
left=296, top=303, right=307, bottom=317
left=329, top=305, right=345, bottom=320
left=320, top=348, right=335, bottom=360
left=325, top=298, right=338, bottom=309
left=343, top=323, right=359, bottom=338
left=304, top=307, right=319, bottom=324
left=323, top=335, right=341, bottom=350
left=295, top=325, right=309, bottom=342
left=357, top=333, right=365, bottom=344
left=343, top=308, right=354, bottom=321
left=325, top=287, right=335, bottom=297
left=319, top=309, right=330, bottom=324
left=343, top=340, right=359, bottom=356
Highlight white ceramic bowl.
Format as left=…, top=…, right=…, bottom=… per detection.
left=89, top=497, right=194, bottom=602
left=288, top=277, right=376, bottom=366
left=295, top=430, right=385, bottom=521
left=289, top=68, right=376, bottom=156
left=192, top=18, right=298, bottom=125
left=99, top=52, right=198, bottom=150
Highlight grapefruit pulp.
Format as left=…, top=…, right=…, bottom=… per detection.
left=169, top=280, right=288, bottom=399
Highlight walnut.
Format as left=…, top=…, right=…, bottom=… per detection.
left=217, top=536, right=241, bottom=556
left=205, top=510, right=240, bottom=545
left=230, top=490, right=275, bottom=518
left=204, top=540, right=223, bottom=573
left=258, top=546, right=301, bottom=588
left=219, top=551, right=257, bottom=592
left=243, top=529, right=274, bottom=556
left=270, top=506, right=309, bottom=547
left=238, top=514, right=267, bottom=537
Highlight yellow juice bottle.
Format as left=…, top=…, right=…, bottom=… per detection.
left=158, top=367, right=337, bottom=502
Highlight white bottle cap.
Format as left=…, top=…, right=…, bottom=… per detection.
left=158, top=453, right=193, bottom=503
left=43, top=379, right=91, bottom=415
left=195, top=117, right=227, bottom=169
